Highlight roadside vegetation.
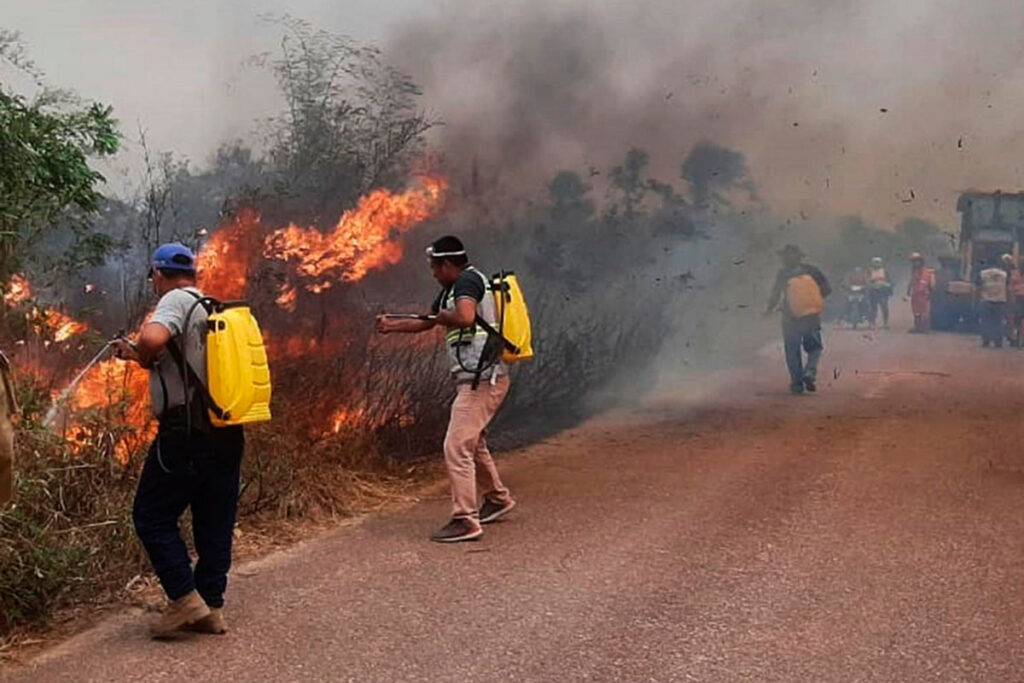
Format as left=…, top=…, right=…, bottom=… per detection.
left=0, top=19, right=944, bottom=645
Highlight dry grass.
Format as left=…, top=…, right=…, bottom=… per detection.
left=0, top=341, right=453, bottom=648
left=0, top=255, right=672, bottom=652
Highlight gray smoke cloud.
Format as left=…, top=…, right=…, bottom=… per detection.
left=390, top=0, right=1024, bottom=399
left=391, top=0, right=1024, bottom=228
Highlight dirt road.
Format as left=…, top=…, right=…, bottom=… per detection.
left=6, top=321, right=1024, bottom=682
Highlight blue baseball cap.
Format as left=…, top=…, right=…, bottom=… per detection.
left=150, top=243, right=196, bottom=273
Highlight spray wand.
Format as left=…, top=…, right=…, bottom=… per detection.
left=379, top=313, right=437, bottom=321
left=42, top=333, right=133, bottom=429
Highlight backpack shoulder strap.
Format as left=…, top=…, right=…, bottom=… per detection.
left=164, top=290, right=225, bottom=420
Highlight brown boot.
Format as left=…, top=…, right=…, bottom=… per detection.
left=149, top=590, right=210, bottom=639
left=182, top=607, right=227, bottom=635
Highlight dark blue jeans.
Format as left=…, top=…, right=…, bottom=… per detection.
left=980, top=301, right=1006, bottom=347
left=133, top=420, right=244, bottom=608
left=783, top=315, right=823, bottom=388
left=868, top=289, right=890, bottom=327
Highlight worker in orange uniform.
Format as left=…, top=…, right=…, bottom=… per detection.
left=1002, top=253, right=1023, bottom=345
left=906, top=252, right=934, bottom=333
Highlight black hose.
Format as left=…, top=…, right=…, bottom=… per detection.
left=178, top=294, right=217, bottom=436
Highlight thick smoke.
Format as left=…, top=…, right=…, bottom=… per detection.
left=392, top=0, right=1024, bottom=227
left=379, top=0, right=1024, bottom=404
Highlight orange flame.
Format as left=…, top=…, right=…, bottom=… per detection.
left=3, top=275, right=32, bottom=306
left=40, top=309, right=90, bottom=343
left=197, top=208, right=261, bottom=300
left=195, top=178, right=447, bottom=305
left=42, top=176, right=449, bottom=462
left=63, top=358, right=155, bottom=464
left=265, top=176, right=447, bottom=291
left=5, top=274, right=90, bottom=342
left=328, top=406, right=366, bottom=435
left=324, top=405, right=416, bottom=438
left=275, top=283, right=298, bottom=312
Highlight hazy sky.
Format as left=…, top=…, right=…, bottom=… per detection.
left=5, top=0, right=1024, bottom=229
left=389, top=0, right=1024, bottom=228
left=0, top=0, right=428, bottom=180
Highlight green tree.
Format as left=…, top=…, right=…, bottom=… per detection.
left=257, top=16, right=434, bottom=219
left=0, top=31, right=121, bottom=283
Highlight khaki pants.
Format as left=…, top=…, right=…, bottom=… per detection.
left=444, top=374, right=512, bottom=520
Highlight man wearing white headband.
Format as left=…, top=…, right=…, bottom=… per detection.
left=377, top=235, right=516, bottom=542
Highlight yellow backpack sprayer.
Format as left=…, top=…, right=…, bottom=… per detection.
left=173, top=293, right=272, bottom=432
left=460, top=270, right=533, bottom=389
left=488, top=271, right=533, bottom=364
left=42, top=296, right=271, bottom=437
left=387, top=270, right=533, bottom=389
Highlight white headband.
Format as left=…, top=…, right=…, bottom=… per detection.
left=426, top=246, right=467, bottom=257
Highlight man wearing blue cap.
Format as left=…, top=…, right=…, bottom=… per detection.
left=113, top=243, right=244, bottom=638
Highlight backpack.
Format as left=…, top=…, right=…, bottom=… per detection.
left=786, top=274, right=824, bottom=317
left=452, top=270, right=535, bottom=389
left=168, top=293, right=272, bottom=430
left=488, top=271, right=534, bottom=364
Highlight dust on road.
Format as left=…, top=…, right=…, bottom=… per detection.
left=5, top=324, right=1024, bottom=682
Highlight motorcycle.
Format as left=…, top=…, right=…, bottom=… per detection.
left=844, top=285, right=870, bottom=329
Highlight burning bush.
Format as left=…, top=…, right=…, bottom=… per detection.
left=0, top=133, right=755, bottom=640
left=0, top=17, right=760, bottom=640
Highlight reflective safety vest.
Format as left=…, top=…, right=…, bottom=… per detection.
left=868, top=267, right=891, bottom=291
left=441, top=267, right=503, bottom=383
left=979, top=267, right=1008, bottom=303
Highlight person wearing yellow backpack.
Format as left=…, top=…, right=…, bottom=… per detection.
left=765, top=244, right=832, bottom=394
left=113, top=243, right=244, bottom=638
left=376, top=235, right=517, bottom=543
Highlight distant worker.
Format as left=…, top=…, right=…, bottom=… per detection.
left=906, top=253, right=935, bottom=333
left=842, top=266, right=869, bottom=328
left=976, top=257, right=1008, bottom=348
left=0, top=350, right=15, bottom=506
left=113, top=244, right=245, bottom=637
left=1002, top=253, right=1023, bottom=345
left=867, top=256, right=893, bottom=330
left=766, top=244, right=832, bottom=394
left=376, top=235, right=516, bottom=543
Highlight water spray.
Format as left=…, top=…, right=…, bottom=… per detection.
left=42, top=335, right=130, bottom=429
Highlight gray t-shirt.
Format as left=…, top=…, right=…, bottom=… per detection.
left=147, top=287, right=208, bottom=417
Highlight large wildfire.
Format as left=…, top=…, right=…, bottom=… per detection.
left=263, top=176, right=448, bottom=293
left=5, top=176, right=448, bottom=464
left=198, top=176, right=447, bottom=301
